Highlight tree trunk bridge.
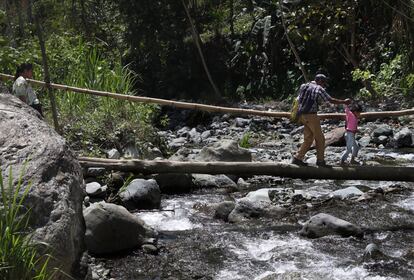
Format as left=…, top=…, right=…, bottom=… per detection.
left=79, top=157, right=414, bottom=182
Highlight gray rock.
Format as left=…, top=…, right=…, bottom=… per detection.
left=0, top=94, right=85, bottom=278
left=169, top=147, right=192, bottom=161
left=234, top=117, right=250, bottom=127
left=236, top=177, right=250, bottom=189
left=144, top=147, right=163, bottom=160
left=192, top=174, right=237, bottom=189
left=195, top=140, right=252, bottom=162
left=300, top=213, right=363, bottom=238
left=153, top=173, right=194, bottom=194
left=201, top=130, right=212, bottom=140
left=393, top=127, right=413, bottom=148
left=168, top=137, right=187, bottom=149
left=107, top=148, right=120, bottom=159
left=358, top=136, right=371, bottom=147
left=87, top=167, right=106, bottom=177
left=119, top=179, right=161, bottom=210
left=123, top=144, right=140, bottom=159
left=142, top=244, right=158, bottom=255
left=86, top=182, right=107, bottom=197
left=228, top=198, right=266, bottom=222
left=363, top=243, right=387, bottom=261
left=372, top=125, right=393, bottom=137
left=228, top=189, right=286, bottom=222
left=213, top=201, right=236, bottom=221
left=83, top=202, right=151, bottom=254
left=373, top=135, right=389, bottom=145
left=330, top=186, right=363, bottom=199
left=177, top=126, right=190, bottom=137
left=188, top=128, right=202, bottom=144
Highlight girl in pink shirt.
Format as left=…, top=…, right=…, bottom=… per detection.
left=341, top=102, right=363, bottom=165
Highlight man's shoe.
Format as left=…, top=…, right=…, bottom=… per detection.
left=316, top=160, right=328, bottom=167
left=291, top=157, right=307, bottom=166
left=350, top=159, right=361, bottom=165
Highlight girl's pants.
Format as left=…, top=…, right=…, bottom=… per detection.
left=341, top=131, right=359, bottom=161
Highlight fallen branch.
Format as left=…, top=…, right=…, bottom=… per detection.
left=79, top=157, right=414, bottom=182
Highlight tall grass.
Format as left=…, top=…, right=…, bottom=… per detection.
left=57, top=47, right=150, bottom=118
left=0, top=168, right=54, bottom=280
left=53, top=46, right=162, bottom=155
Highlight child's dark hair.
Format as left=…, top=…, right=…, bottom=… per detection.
left=14, top=63, right=33, bottom=81
left=349, top=100, right=363, bottom=112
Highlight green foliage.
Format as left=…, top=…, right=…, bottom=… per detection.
left=0, top=168, right=54, bottom=280
left=239, top=132, right=251, bottom=148
left=55, top=45, right=162, bottom=155
left=2, top=0, right=414, bottom=105
left=352, top=54, right=413, bottom=98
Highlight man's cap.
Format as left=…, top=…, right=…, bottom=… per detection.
left=315, top=74, right=328, bottom=82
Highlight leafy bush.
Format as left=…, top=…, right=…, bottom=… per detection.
left=352, top=54, right=413, bottom=98
left=0, top=168, right=54, bottom=280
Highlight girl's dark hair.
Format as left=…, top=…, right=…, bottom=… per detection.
left=349, top=101, right=363, bottom=112
left=14, top=63, right=33, bottom=81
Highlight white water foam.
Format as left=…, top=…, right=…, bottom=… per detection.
left=376, top=151, right=414, bottom=162
left=395, top=195, right=414, bottom=212
left=215, top=233, right=401, bottom=280
left=136, top=194, right=225, bottom=231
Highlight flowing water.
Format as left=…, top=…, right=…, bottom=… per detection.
left=100, top=140, right=414, bottom=280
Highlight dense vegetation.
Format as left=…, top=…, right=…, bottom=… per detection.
left=0, top=0, right=413, bottom=153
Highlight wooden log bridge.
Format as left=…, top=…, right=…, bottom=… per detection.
left=1, top=73, right=414, bottom=120
left=79, top=157, right=414, bottom=182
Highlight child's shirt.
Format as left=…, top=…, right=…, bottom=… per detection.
left=12, top=76, right=39, bottom=105
left=345, top=106, right=358, bottom=133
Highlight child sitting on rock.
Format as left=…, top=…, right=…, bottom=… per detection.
left=341, top=101, right=363, bottom=165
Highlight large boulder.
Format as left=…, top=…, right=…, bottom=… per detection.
left=228, top=188, right=286, bottom=223
left=300, top=213, right=363, bottom=238
left=0, top=94, right=85, bottom=278
left=83, top=202, right=153, bottom=254
left=312, top=127, right=346, bottom=148
left=195, top=140, right=252, bottom=162
left=192, top=174, right=237, bottom=190
left=372, top=125, right=393, bottom=137
left=119, top=178, right=161, bottom=210
left=153, top=173, right=194, bottom=194
left=393, top=128, right=413, bottom=148
left=213, top=201, right=236, bottom=221
left=330, top=186, right=363, bottom=199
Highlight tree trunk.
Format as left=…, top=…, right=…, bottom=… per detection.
left=279, top=0, right=309, bottom=82
left=80, top=0, right=91, bottom=39
left=181, top=0, right=221, bottom=100
left=27, top=0, right=33, bottom=24
left=15, top=0, right=25, bottom=38
left=229, top=0, right=234, bottom=39
left=5, top=0, right=14, bottom=46
left=78, top=157, right=414, bottom=182
left=33, top=6, right=61, bottom=134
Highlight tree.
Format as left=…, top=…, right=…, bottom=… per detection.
left=33, top=0, right=60, bottom=133
left=181, top=0, right=221, bottom=100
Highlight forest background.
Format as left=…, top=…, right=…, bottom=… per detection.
left=1, top=0, right=413, bottom=154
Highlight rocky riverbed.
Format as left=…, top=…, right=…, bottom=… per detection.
left=83, top=101, right=414, bottom=280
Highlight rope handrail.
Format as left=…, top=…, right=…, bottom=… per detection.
left=1, top=73, right=413, bottom=120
